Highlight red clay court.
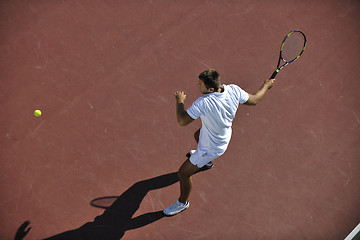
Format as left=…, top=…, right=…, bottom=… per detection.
left=1, top=1, right=360, bottom=239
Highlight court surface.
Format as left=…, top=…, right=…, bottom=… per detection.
left=1, top=1, right=360, bottom=239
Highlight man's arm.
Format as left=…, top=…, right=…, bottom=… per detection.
left=175, top=91, right=195, bottom=126
left=244, top=79, right=275, bottom=106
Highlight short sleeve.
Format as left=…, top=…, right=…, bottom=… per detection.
left=186, top=99, right=203, bottom=120
left=238, top=87, right=249, bottom=104
left=230, top=84, right=249, bottom=104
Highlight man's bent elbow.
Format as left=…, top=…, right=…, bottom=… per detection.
left=244, top=100, right=258, bottom=106
left=178, top=120, right=188, bottom=126
left=176, top=113, right=194, bottom=126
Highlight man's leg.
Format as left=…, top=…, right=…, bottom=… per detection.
left=194, top=128, right=200, bottom=143
left=178, top=159, right=200, bottom=204
left=192, top=128, right=215, bottom=169
left=185, top=128, right=200, bottom=161
left=163, top=159, right=200, bottom=216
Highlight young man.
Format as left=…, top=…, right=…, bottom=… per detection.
left=163, top=69, right=275, bottom=216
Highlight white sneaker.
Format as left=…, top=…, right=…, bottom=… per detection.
left=163, top=200, right=189, bottom=216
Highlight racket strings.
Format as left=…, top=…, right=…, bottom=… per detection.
left=281, top=32, right=305, bottom=62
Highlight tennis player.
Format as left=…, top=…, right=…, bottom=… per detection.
left=163, top=69, right=275, bottom=216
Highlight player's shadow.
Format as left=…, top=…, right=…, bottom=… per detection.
left=15, top=167, right=211, bottom=240
left=43, top=172, right=179, bottom=240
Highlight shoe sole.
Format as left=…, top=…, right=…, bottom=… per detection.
left=163, top=207, right=188, bottom=216
left=163, top=203, right=190, bottom=216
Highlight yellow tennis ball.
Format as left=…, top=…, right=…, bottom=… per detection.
left=34, top=109, right=42, bottom=117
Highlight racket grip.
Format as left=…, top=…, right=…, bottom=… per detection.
left=270, top=70, right=278, bottom=79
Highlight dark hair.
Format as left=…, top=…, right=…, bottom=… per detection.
left=199, top=69, right=221, bottom=91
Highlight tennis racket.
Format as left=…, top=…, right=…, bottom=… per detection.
left=270, top=30, right=306, bottom=79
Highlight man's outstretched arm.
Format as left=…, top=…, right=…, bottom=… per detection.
left=175, top=91, right=195, bottom=126
left=244, top=79, right=275, bottom=106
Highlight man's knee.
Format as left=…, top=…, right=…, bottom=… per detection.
left=177, top=160, right=199, bottom=180
left=177, top=169, right=191, bottom=180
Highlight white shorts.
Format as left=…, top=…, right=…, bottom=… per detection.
left=189, top=149, right=223, bottom=168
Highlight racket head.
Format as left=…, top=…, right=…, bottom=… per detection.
left=90, top=196, right=119, bottom=209
left=280, top=30, right=306, bottom=63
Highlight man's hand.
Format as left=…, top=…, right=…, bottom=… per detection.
left=174, top=91, right=194, bottom=126
left=175, top=91, right=187, bottom=104
left=244, top=79, right=276, bottom=106
left=264, top=79, right=275, bottom=89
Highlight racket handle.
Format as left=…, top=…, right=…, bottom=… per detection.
left=270, top=70, right=278, bottom=79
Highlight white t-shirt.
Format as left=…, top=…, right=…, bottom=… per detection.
left=186, top=84, right=249, bottom=155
